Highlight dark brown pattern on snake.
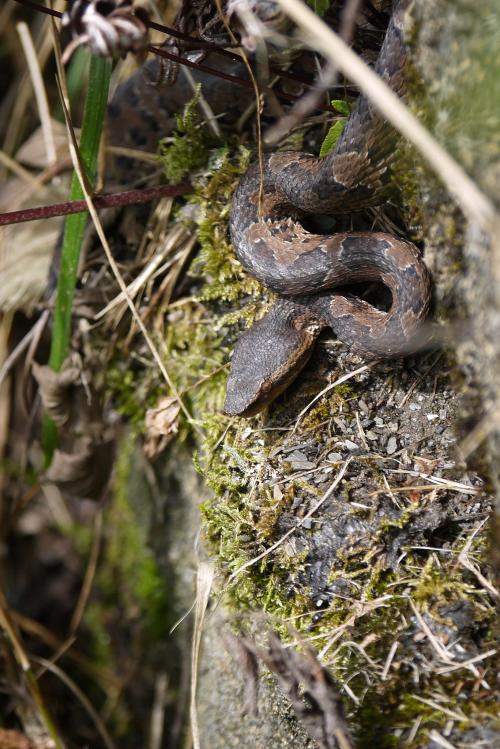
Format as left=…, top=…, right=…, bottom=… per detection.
left=224, top=0, right=431, bottom=416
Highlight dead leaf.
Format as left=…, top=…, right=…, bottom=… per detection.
left=33, top=357, right=115, bottom=499
left=15, top=120, right=77, bottom=169
left=32, top=360, right=82, bottom=427
left=0, top=176, right=69, bottom=312
left=144, top=396, right=180, bottom=457
left=46, top=435, right=114, bottom=499
left=0, top=728, right=37, bottom=749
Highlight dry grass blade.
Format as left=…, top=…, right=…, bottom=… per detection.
left=273, top=0, right=498, bottom=232
left=0, top=311, right=49, bottom=387
left=94, top=224, right=188, bottom=319
left=435, top=649, right=497, bottom=676
left=412, top=695, right=468, bottom=723
left=32, top=656, right=117, bottom=749
left=380, top=640, right=398, bottom=681
left=10, top=609, right=121, bottom=689
left=2, top=3, right=55, bottom=168
left=213, top=0, right=266, bottom=214
left=266, top=0, right=362, bottom=145
left=149, top=672, right=168, bottom=749
left=190, top=562, right=214, bottom=749
left=427, top=731, right=457, bottom=749
left=0, top=148, right=43, bottom=188
left=17, top=20, right=56, bottom=166
left=0, top=312, right=14, bottom=490
left=457, top=519, right=499, bottom=598
left=0, top=590, right=64, bottom=748
left=69, top=508, right=103, bottom=634
left=408, top=598, right=453, bottom=663
left=368, top=483, right=478, bottom=497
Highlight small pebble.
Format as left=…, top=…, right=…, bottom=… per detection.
left=328, top=452, right=343, bottom=462
left=273, top=484, right=283, bottom=501
left=313, top=472, right=331, bottom=484
left=386, top=436, right=398, bottom=455
left=344, top=440, right=359, bottom=451
left=334, top=416, right=347, bottom=431
left=287, top=450, right=315, bottom=469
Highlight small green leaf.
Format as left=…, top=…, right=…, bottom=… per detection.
left=319, top=119, right=347, bottom=157
left=306, top=0, right=330, bottom=16
left=331, top=99, right=351, bottom=116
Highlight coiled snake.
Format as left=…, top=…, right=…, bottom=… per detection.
left=105, top=0, right=430, bottom=417
left=225, top=1, right=430, bottom=415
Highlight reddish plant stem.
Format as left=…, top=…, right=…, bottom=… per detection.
left=0, top=182, right=192, bottom=226
left=149, top=45, right=335, bottom=113
left=14, top=0, right=61, bottom=18
left=12, top=0, right=346, bottom=103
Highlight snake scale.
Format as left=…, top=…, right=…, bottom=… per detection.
left=104, top=0, right=430, bottom=417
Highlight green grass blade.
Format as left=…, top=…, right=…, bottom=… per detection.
left=43, top=55, right=112, bottom=465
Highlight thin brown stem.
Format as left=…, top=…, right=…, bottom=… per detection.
left=0, top=182, right=192, bottom=226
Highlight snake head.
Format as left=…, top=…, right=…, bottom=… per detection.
left=224, top=300, right=323, bottom=417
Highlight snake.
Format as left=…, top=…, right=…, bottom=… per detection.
left=73, top=0, right=430, bottom=418
left=224, top=0, right=431, bottom=416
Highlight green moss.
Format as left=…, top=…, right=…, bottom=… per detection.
left=105, top=363, right=161, bottom=428
left=158, top=85, right=218, bottom=183
left=81, top=600, right=113, bottom=668
left=87, top=437, right=169, bottom=641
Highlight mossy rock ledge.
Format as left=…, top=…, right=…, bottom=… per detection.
left=113, top=1, right=500, bottom=747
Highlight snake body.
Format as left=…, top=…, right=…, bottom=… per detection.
left=224, top=0, right=431, bottom=415
left=101, top=0, right=430, bottom=417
